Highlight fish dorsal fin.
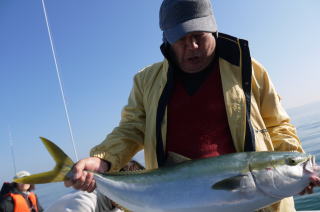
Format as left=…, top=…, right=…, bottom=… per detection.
left=104, top=169, right=150, bottom=176
left=165, top=152, right=191, bottom=166
left=212, top=174, right=247, bottom=191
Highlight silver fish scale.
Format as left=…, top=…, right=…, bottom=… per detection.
left=93, top=152, right=315, bottom=212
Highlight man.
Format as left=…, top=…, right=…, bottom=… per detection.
left=65, top=0, right=320, bottom=211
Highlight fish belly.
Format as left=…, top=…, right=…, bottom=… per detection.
left=95, top=174, right=276, bottom=212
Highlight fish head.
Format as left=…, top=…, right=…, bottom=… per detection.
left=249, top=152, right=316, bottom=199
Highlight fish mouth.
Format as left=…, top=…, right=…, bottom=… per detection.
left=304, top=155, right=317, bottom=174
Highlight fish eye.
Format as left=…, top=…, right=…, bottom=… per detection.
left=286, top=158, right=298, bottom=166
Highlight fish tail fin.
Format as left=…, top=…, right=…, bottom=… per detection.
left=14, top=137, right=74, bottom=184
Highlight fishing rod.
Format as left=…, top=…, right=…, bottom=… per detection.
left=40, top=0, right=79, bottom=161
left=8, top=126, right=17, bottom=176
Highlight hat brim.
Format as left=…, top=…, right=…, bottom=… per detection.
left=14, top=171, right=31, bottom=179
left=163, top=15, right=217, bottom=44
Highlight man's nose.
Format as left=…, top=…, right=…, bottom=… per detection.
left=186, top=36, right=199, bottom=49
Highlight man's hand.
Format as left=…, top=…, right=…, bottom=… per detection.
left=299, top=175, right=320, bottom=195
left=64, top=157, right=110, bottom=192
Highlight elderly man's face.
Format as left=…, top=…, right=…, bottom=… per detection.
left=171, top=32, right=216, bottom=73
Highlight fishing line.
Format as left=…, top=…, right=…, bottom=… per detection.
left=8, top=126, right=17, bottom=175
left=40, top=0, right=79, bottom=161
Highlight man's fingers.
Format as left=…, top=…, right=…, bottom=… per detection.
left=306, top=186, right=313, bottom=194
left=303, top=185, right=314, bottom=195
left=72, top=159, right=87, bottom=180
left=63, top=157, right=110, bottom=191
left=299, top=190, right=306, bottom=195
left=80, top=172, right=95, bottom=191
left=310, top=175, right=320, bottom=186
left=299, top=176, right=320, bottom=196
left=73, top=171, right=88, bottom=190
left=87, top=179, right=96, bottom=193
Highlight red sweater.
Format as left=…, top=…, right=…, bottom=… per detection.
left=166, top=64, right=235, bottom=159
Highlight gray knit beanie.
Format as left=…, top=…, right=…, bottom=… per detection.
left=159, top=0, right=217, bottom=44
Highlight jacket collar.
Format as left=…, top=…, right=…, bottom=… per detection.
left=158, top=34, right=249, bottom=153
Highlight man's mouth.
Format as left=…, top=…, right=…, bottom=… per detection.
left=187, top=56, right=200, bottom=63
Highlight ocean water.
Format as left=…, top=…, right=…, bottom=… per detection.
left=35, top=110, right=320, bottom=210
left=293, top=119, right=320, bottom=210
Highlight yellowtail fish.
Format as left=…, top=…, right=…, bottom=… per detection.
left=15, top=137, right=318, bottom=212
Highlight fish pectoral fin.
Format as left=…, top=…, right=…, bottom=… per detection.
left=212, top=174, right=247, bottom=191
left=165, top=151, right=191, bottom=166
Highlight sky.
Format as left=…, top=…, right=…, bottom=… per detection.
left=0, top=0, right=320, bottom=183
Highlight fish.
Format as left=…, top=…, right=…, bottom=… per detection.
left=15, top=137, right=318, bottom=212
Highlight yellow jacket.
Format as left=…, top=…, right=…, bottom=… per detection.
left=90, top=34, right=303, bottom=212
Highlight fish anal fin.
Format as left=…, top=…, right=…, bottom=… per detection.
left=212, top=174, right=247, bottom=191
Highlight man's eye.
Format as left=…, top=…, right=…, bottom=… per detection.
left=195, top=34, right=206, bottom=40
